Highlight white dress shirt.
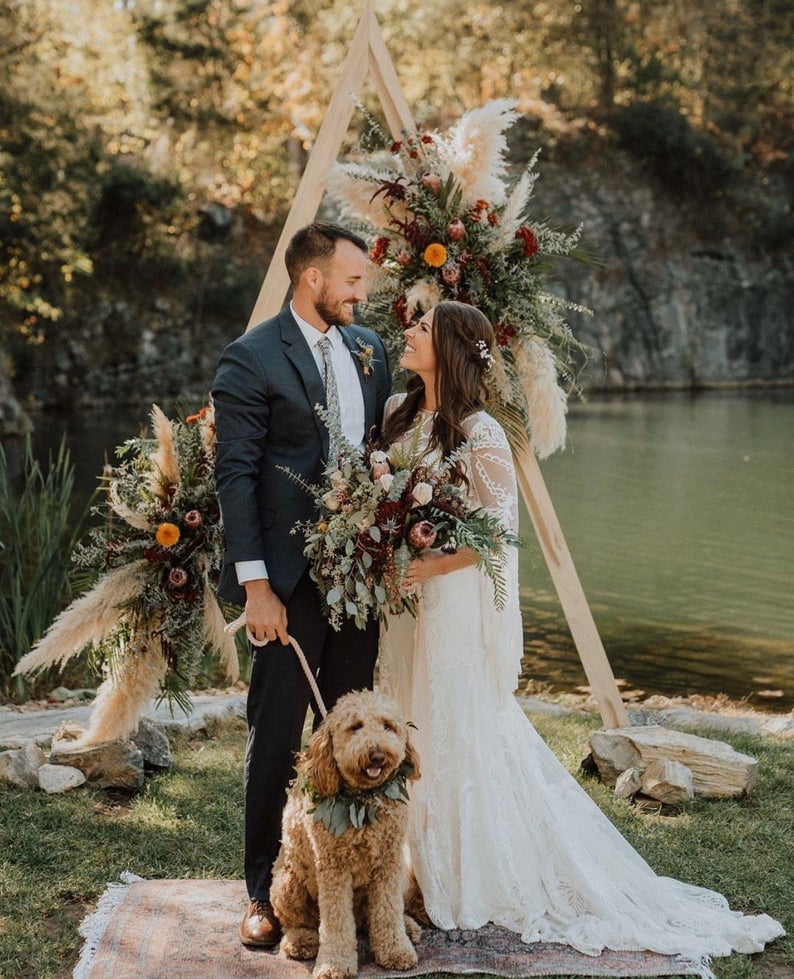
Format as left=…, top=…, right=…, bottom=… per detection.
left=236, top=303, right=366, bottom=585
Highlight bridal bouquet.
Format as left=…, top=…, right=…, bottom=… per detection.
left=328, top=99, right=591, bottom=459
left=14, top=404, right=239, bottom=728
left=287, top=424, right=521, bottom=631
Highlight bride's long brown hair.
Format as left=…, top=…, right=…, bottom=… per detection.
left=379, top=301, right=496, bottom=480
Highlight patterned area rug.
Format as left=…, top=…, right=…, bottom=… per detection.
left=75, top=878, right=700, bottom=978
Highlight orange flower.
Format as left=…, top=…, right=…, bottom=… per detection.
left=186, top=406, right=211, bottom=424
left=423, top=243, right=448, bottom=268
left=155, top=522, right=180, bottom=547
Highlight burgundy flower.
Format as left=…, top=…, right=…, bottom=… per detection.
left=184, top=509, right=203, bottom=529
left=446, top=219, right=466, bottom=241
left=515, top=225, right=539, bottom=257
left=442, top=263, right=461, bottom=285
left=168, top=567, right=189, bottom=589
left=408, top=520, right=437, bottom=550
left=420, top=171, right=441, bottom=194
left=370, top=236, right=390, bottom=265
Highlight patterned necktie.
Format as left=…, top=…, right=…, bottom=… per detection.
left=317, top=335, right=342, bottom=462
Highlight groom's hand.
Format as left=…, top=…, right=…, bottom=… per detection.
left=244, top=578, right=289, bottom=646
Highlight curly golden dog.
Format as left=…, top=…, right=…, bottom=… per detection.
left=270, top=689, right=421, bottom=979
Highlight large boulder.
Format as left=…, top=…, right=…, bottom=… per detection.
left=589, top=725, right=757, bottom=798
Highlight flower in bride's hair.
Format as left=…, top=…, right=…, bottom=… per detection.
left=408, top=520, right=437, bottom=549
left=411, top=482, right=433, bottom=506
left=423, top=243, right=447, bottom=268
left=155, top=522, right=180, bottom=547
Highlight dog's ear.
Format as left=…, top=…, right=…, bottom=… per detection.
left=300, top=726, right=341, bottom=797
left=404, top=736, right=421, bottom=781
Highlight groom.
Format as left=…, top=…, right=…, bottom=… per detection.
left=212, top=222, right=391, bottom=946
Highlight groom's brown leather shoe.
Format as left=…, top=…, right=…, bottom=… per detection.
left=240, top=899, right=282, bottom=947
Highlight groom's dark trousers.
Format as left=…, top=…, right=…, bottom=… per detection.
left=212, top=305, right=390, bottom=901
left=244, top=571, right=378, bottom=899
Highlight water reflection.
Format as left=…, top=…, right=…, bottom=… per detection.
left=5, top=391, right=793, bottom=711
left=519, top=390, right=793, bottom=711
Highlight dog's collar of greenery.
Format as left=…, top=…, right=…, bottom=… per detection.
left=302, top=758, right=415, bottom=837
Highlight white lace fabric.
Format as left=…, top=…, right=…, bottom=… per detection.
left=379, top=394, right=784, bottom=977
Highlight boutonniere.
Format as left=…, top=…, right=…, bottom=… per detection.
left=353, top=338, right=377, bottom=378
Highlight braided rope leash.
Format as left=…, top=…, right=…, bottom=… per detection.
left=224, top=613, right=328, bottom=719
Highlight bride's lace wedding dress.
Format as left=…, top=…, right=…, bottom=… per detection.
left=378, top=395, right=783, bottom=977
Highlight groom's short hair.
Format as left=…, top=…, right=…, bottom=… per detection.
left=285, top=222, right=368, bottom=285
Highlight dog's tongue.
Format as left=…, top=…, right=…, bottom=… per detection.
left=366, top=766, right=382, bottom=779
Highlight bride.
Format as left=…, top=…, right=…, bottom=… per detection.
left=377, top=300, right=784, bottom=976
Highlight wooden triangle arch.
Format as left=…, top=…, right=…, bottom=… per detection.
left=245, top=2, right=630, bottom=729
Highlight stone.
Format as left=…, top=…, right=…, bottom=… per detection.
left=53, top=721, right=87, bottom=745
left=37, top=763, right=86, bottom=794
left=589, top=725, right=757, bottom=799
left=614, top=767, right=642, bottom=799
left=131, top=717, right=173, bottom=772
left=46, top=686, right=95, bottom=703
left=640, top=758, right=695, bottom=806
left=0, top=742, right=47, bottom=788
left=49, top=739, right=145, bottom=791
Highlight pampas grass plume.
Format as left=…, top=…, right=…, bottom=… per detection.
left=149, top=404, right=180, bottom=499
left=514, top=337, right=568, bottom=460
left=78, top=641, right=167, bottom=746
left=13, top=561, right=148, bottom=677
left=436, top=99, right=519, bottom=205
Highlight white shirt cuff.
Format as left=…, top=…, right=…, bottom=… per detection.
left=235, top=560, right=269, bottom=584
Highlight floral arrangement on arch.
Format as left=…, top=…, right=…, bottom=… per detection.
left=328, top=98, right=591, bottom=459
left=14, top=404, right=239, bottom=745
left=284, top=414, right=521, bottom=631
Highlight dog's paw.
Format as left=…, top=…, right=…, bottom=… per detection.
left=312, top=958, right=357, bottom=979
left=373, top=938, right=418, bottom=972
left=281, top=927, right=319, bottom=960
left=403, top=913, right=422, bottom=944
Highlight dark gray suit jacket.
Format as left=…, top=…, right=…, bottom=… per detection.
left=212, top=305, right=391, bottom=607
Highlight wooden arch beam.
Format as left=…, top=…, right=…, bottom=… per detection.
left=244, top=2, right=630, bottom=729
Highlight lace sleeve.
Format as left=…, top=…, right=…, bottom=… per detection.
left=463, top=413, right=520, bottom=536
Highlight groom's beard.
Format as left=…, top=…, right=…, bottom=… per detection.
left=316, top=287, right=356, bottom=327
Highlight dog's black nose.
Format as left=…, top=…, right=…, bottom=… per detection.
left=369, top=749, right=386, bottom=766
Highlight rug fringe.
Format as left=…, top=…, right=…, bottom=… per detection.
left=73, top=872, right=144, bottom=979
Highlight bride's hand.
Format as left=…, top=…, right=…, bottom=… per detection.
left=403, top=548, right=479, bottom=592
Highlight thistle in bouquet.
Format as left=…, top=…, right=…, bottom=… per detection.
left=288, top=410, right=521, bottom=631
left=328, top=99, right=594, bottom=459
left=14, top=404, right=239, bottom=738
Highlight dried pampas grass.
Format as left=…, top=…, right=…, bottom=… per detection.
left=201, top=571, right=239, bottom=683
left=513, top=337, right=568, bottom=460
left=327, top=163, right=408, bottom=229
left=78, top=640, right=167, bottom=746
left=149, top=405, right=180, bottom=499
left=436, top=99, right=519, bottom=206
left=13, top=561, right=148, bottom=677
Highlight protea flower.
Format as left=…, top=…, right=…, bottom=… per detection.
left=408, top=520, right=437, bottom=549
left=184, top=509, right=203, bottom=529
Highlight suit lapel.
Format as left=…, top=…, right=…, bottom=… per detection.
left=279, top=307, right=328, bottom=448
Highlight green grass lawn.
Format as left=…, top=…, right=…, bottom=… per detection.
left=1, top=711, right=790, bottom=979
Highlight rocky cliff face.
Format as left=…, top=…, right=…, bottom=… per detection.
left=1, top=147, right=792, bottom=435
left=537, top=152, right=794, bottom=389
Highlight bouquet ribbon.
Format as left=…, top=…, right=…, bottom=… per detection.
left=224, top=613, right=328, bottom=719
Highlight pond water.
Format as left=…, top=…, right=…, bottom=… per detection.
left=6, top=390, right=793, bottom=712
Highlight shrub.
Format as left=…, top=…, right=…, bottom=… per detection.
left=610, top=99, right=737, bottom=198
left=0, top=437, right=93, bottom=700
